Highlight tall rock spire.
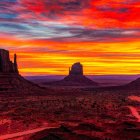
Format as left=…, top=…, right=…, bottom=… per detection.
left=14, top=54, right=18, bottom=73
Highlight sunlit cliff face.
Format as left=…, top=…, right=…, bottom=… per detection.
left=0, top=0, right=140, bottom=75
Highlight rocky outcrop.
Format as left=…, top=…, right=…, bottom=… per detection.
left=0, top=49, right=18, bottom=73
left=0, top=49, right=43, bottom=94
left=69, top=62, right=83, bottom=75
left=43, top=62, right=99, bottom=86
left=13, top=54, right=19, bottom=73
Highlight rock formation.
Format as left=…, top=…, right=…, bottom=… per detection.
left=0, top=49, right=18, bottom=73
left=0, top=49, right=42, bottom=94
left=69, top=62, right=83, bottom=75
left=44, top=62, right=99, bottom=86
left=13, top=54, right=19, bottom=73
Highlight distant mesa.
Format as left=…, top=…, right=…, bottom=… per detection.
left=0, top=49, right=42, bottom=94
left=44, top=62, right=99, bottom=86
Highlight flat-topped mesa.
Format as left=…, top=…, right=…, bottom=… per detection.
left=0, top=49, right=18, bottom=73
left=69, top=62, right=83, bottom=75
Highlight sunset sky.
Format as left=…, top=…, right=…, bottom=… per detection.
left=0, top=0, right=140, bottom=75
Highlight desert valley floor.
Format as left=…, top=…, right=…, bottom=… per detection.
left=0, top=83, right=140, bottom=140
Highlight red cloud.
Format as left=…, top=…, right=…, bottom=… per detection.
left=17, top=0, right=140, bottom=28
left=1, top=0, right=140, bottom=29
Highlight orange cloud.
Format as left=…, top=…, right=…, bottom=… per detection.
left=1, top=0, right=140, bottom=75
left=4, top=38, right=140, bottom=75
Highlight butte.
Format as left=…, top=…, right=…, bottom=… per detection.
left=0, top=49, right=42, bottom=94
left=44, top=62, right=99, bottom=86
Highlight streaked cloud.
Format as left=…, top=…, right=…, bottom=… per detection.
left=0, top=0, right=140, bottom=75
left=0, top=21, right=140, bottom=42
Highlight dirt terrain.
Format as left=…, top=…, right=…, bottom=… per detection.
left=0, top=85, right=140, bottom=140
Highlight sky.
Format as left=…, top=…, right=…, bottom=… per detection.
left=0, top=0, right=140, bottom=75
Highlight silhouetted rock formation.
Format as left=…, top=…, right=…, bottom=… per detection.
left=69, top=62, right=83, bottom=75
left=0, top=49, right=42, bottom=94
left=14, top=54, right=19, bottom=73
left=44, top=62, right=99, bottom=86
left=0, top=49, right=18, bottom=73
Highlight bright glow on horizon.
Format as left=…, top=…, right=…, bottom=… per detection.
left=1, top=0, right=140, bottom=75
